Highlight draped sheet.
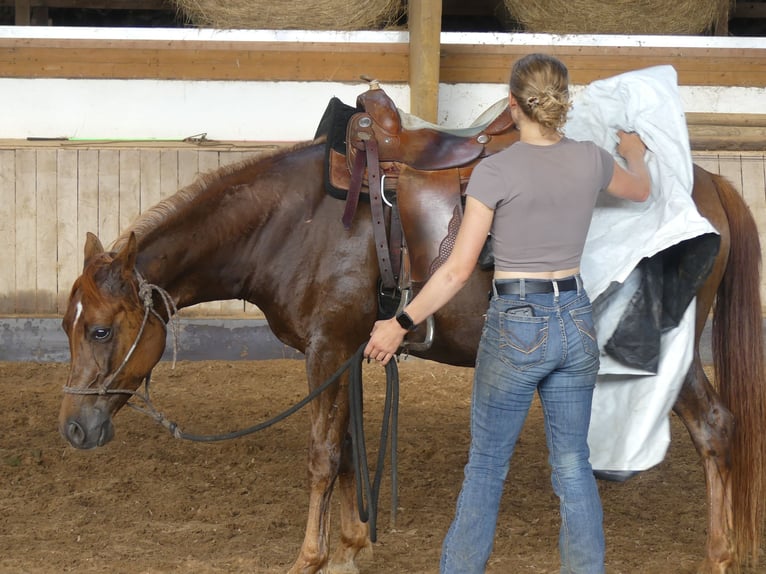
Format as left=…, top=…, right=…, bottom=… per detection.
left=565, top=66, right=717, bottom=472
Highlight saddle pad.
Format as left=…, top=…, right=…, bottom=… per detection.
left=314, top=96, right=360, bottom=202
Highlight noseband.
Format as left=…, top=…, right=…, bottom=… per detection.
left=62, top=270, right=178, bottom=400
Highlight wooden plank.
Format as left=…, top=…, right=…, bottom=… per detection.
left=739, top=153, right=766, bottom=208
left=119, top=149, right=141, bottom=232
left=439, top=43, right=766, bottom=87
left=56, top=149, right=79, bottom=313
left=688, top=125, right=766, bottom=152
left=717, top=154, right=745, bottom=194
left=35, top=149, right=58, bottom=314
left=687, top=110, right=766, bottom=151
left=740, top=154, right=766, bottom=305
left=176, top=148, right=217, bottom=315
left=159, top=149, right=178, bottom=200
left=177, top=149, right=198, bottom=189
left=692, top=152, right=720, bottom=175
left=98, top=149, right=120, bottom=243
left=77, top=150, right=100, bottom=249
left=196, top=149, right=219, bottom=179
left=0, top=150, right=16, bottom=313
left=687, top=113, right=766, bottom=127
left=194, top=149, right=229, bottom=314
left=0, top=44, right=410, bottom=83
left=139, top=148, right=161, bottom=212
left=0, top=38, right=763, bottom=87
left=15, top=150, right=36, bottom=313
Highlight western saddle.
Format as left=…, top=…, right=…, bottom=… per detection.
left=323, top=80, right=519, bottom=349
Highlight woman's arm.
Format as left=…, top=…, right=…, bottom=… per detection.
left=606, top=130, right=652, bottom=202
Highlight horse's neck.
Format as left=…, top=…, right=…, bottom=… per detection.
left=133, top=143, right=325, bottom=310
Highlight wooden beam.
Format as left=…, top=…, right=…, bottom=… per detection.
left=408, top=0, right=442, bottom=122
left=0, top=39, right=410, bottom=82
left=439, top=43, right=766, bottom=87
left=0, top=37, right=764, bottom=89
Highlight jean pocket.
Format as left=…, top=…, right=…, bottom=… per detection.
left=570, top=305, right=599, bottom=360
left=498, top=310, right=548, bottom=371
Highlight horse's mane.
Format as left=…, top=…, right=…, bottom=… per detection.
left=111, top=140, right=318, bottom=250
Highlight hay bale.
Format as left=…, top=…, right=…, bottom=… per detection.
left=172, top=0, right=405, bottom=31
left=503, top=0, right=730, bottom=35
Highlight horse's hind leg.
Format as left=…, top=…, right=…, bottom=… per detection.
left=673, top=355, right=735, bottom=574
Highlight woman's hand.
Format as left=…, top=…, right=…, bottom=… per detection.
left=363, top=318, right=407, bottom=365
left=616, top=130, right=647, bottom=161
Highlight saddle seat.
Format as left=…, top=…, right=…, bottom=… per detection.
left=347, top=81, right=516, bottom=171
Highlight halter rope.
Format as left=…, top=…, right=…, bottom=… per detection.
left=62, top=270, right=179, bottom=397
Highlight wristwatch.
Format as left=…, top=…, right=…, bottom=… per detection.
left=395, top=311, right=418, bottom=332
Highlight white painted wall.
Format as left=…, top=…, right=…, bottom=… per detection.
left=1, top=27, right=763, bottom=142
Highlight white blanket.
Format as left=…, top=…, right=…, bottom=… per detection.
left=564, top=65, right=717, bottom=472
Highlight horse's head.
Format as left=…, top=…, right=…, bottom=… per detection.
left=59, top=232, right=168, bottom=449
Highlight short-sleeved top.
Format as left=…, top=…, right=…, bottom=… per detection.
left=467, top=137, right=614, bottom=273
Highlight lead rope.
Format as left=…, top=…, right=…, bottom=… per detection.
left=124, top=342, right=400, bottom=540
left=348, top=348, right=399, bottom=542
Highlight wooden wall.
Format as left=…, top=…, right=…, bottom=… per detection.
left=0, top=140, right=278, bottom=318
left=0, top=140, right=764, bottom=317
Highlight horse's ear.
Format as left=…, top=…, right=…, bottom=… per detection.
left=113, top=232, right=138, bottom=274
left=83, top=232, right=105, bottom=269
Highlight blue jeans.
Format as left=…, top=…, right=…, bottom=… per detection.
left=441, top=278, right=604, bottom=574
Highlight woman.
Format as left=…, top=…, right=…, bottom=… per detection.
left=364, top=53, right=650, bottom=573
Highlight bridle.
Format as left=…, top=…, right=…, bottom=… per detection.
left=62, top=270, right=179, bottom=400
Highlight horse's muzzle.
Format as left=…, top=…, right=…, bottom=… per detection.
left=59, top=409, right=115, bottom=449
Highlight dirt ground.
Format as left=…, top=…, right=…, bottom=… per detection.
left=1, top=358, right=764, bottom=574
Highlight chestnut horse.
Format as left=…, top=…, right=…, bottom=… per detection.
left=58, top=140, right=764, bottom=574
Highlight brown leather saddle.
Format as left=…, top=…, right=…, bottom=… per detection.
left=318, top=81, right=520, bottom=342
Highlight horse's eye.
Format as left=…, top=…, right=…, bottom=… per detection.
left=91, top=327, right=112, bottom=342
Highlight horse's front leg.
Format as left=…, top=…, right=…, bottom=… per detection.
left=289, top=355, right=368, bottom=574
left=329, top=432, right=372, bottom=572
left=673, top=356, right=735, bottom=574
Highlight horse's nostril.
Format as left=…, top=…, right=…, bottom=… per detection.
left=98, top=421, right=110, bottom=447
left=67, top=420, right=85, bottom=446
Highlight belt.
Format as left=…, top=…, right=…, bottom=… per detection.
left=494, top=277, right=579, bottom=295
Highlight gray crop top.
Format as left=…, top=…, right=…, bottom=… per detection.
left=467, top=137, right=614, bottom=273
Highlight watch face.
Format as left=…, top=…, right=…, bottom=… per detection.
left=396, top=312, right=415, bottom=331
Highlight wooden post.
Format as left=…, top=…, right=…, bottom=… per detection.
left=408, top=0, right=442, bottom=123
left=15, top=0, right=30, bottom=25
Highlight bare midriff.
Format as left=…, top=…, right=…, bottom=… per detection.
left=494, top=266, right=580, bottom=280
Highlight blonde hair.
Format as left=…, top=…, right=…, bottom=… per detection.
left=509, top=53, right=571, bottom=134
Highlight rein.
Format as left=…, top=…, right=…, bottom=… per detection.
left=63, top=272, right=399, bottom=541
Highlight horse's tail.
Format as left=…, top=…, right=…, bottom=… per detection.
left=710, top=172, right=766, bottom=567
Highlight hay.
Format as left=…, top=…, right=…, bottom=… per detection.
left=172, top=0, right=405, bottom=31
left=503, top=0, right=731, bottom=35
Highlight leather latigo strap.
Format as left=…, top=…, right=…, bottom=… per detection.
left=364, top=137, right=397, bottom=290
